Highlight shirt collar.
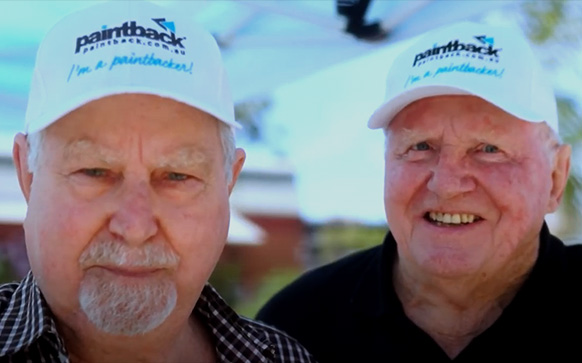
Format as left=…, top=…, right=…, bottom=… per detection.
left=193, top=284, right=276, bottom=360
left=348, top=231, right=396, bottom=319
left=0, top=271, right=65, bottom=357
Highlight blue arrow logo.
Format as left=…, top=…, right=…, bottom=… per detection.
left=152, top=18, right=176, bottom=33
left=475, top=35, right=494, bottom=46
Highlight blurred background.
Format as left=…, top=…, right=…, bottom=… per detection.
left=0, top=0, right=580, bottom=318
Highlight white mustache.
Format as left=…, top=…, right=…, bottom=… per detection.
left=79, top=239, right=180, bottom=269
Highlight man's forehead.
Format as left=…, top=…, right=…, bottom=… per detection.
left=385, top=99, right=546, bottom=147
left=61, top=137, right=213, bottom=165
left=396, top=95, right=497, bottom=118
left=389, top=95, right=531, bottom=131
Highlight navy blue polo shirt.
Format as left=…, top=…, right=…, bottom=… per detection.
left=257, top=223, right=582, bottom=362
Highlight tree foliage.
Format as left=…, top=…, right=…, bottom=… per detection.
left=520, top=0, right=582, bottom=240
left=312, top=222, right=387, bottom=266
left=234, top=99, right=271, bottom=142
left=521, top=1, right=582, bottom=51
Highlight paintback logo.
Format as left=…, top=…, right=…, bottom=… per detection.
left=75, top=18, right=186, bottom=55
left=412, top=35, right=501, bottom=67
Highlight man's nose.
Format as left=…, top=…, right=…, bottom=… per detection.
left=109, top=180, right=158, bottom=245
left=427, top=153, right=476, bottom=199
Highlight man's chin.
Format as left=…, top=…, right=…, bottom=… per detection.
left=78, top=273, right=177, bottom=336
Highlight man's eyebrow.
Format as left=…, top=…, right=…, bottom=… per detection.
left=62, top=140, right=214, bottom=170
left=62, top=139, right=120, bottom=165
left=471, top=127, right=509, bottom=144
left=390, top=128, right=428, bottom=144
left=156, top=146, right=212, bottom=170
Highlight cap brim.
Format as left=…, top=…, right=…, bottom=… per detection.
left=26, top=88, right=241, bottom=134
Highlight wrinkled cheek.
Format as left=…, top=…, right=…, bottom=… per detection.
left=180, top=208, right=229, bottom=244
left=177, top=204, right=229, bottom=272
left=27, top=197, right=89, bottom=272
left=384, top=188, right=416, bottom=251
left=23, top=205, right=87, bottom=311
left=173, top=210, right=228, bottom=303
left=384, top=190, right=401, bottom=216
left=495, top=192, right=540, bottom=253
left=384, top=171, right=416, bottom=224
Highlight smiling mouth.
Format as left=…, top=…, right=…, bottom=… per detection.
left=424, top=211, right=483, bottom=226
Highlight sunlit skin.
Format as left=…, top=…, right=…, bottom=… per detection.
left=12, top=94, right=245, bottom=363
left=384, top=95, right=570, bottom=358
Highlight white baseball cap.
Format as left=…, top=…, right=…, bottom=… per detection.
left=25, top=1, right=240, bottom=134
left=368, top=21, right=558, bottom=134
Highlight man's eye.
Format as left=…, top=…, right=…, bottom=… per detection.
left=167, top=172, right=189, bottom=181
left=411, top=141, right=431, bottom=151
left=482, top=144, right=499, bottom=153
left=81, top=168, right=107, bottom=177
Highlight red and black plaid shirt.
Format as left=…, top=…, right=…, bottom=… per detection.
left=0, top=271, right=316, bottom=362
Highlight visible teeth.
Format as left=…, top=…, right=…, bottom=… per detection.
left=428, top=212, right=478, bottom=224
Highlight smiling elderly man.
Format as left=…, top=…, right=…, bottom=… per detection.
left=257, top=22, right=581, bottom=362
left=1, top=2, right=314, bottom=362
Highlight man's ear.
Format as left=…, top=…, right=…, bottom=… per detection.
left=13, top=133, right=34, bottom=202
left=547, top=143, right=571, bottom=213
left=227, top=148, right=246, bottom=195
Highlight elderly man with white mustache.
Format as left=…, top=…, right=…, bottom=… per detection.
left=257, top=21, right=581, bottom=362
left=1, top=2, right=314, bottom=362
